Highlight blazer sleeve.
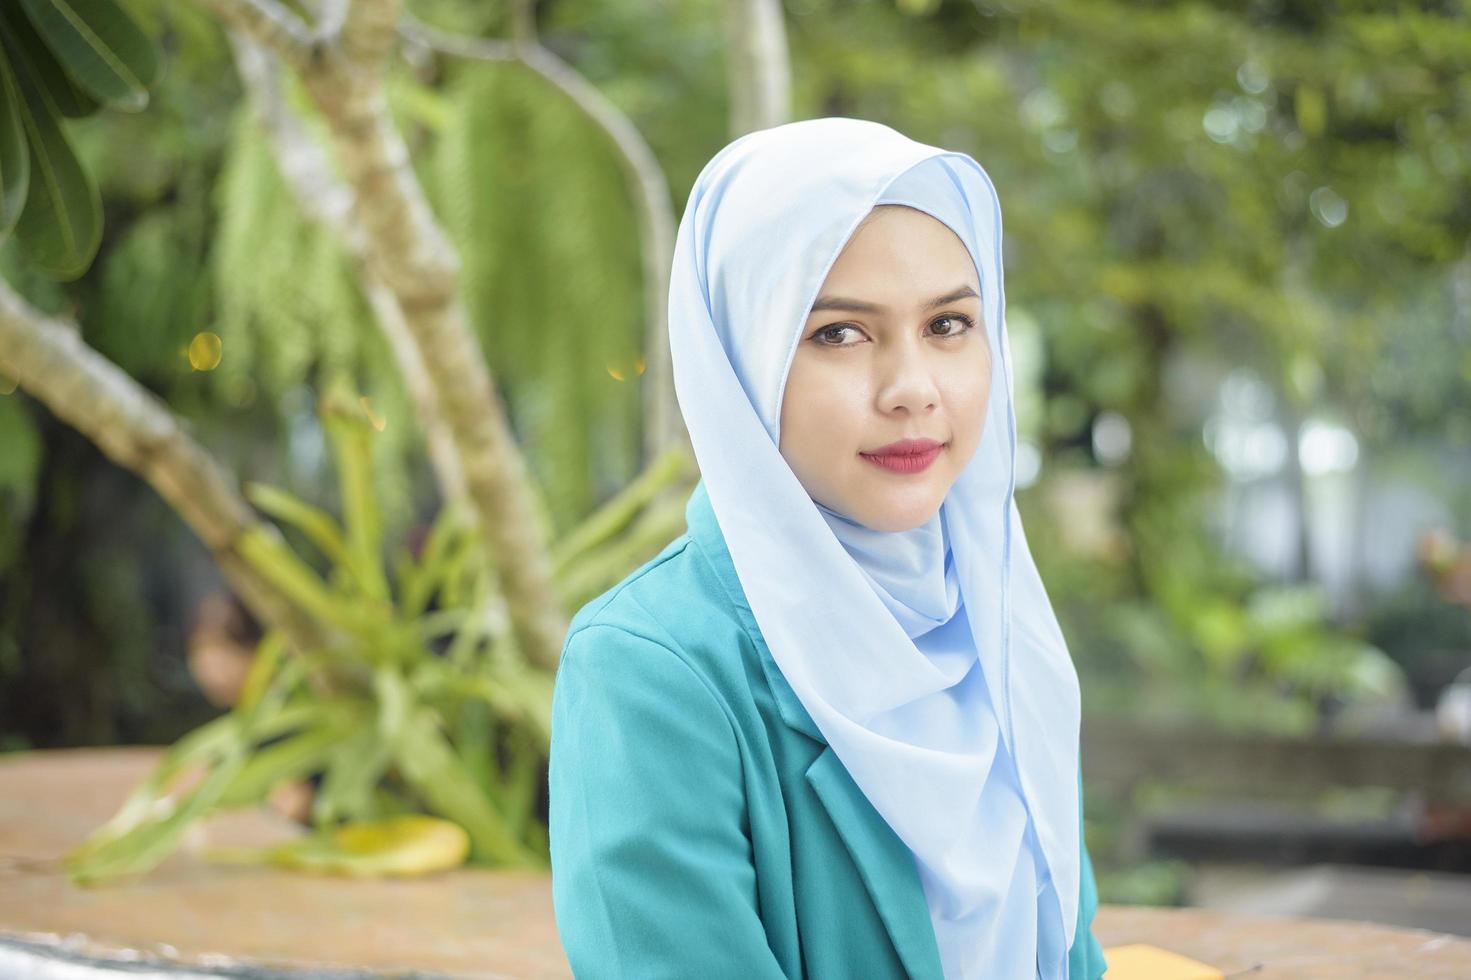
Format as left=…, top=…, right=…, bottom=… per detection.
left=548, top=623, right=788, bottom=980
left=1068, top=766, right=1109, bottom=980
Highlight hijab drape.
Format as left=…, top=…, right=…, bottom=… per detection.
left=668, top=117, right=1083, bottom=979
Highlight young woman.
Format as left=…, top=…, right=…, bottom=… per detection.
left=548, top=117, right=1108, bottom=979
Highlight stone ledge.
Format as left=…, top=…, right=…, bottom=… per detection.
left=4, top=747, right=1470, bottom=978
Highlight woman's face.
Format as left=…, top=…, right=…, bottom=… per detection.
left=778, top=205, right=992, bottom=532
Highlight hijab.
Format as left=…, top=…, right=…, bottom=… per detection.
left=667, top=117, right=1083, bottom=978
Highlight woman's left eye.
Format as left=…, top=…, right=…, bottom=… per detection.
left=930, top=313, right=976, bottom=337
left=815, top=324, right=857, bottom=345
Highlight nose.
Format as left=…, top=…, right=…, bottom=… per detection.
left=873, top=338, right=941, bottom=417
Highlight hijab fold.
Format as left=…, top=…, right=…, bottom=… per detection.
left=668, top=117, right=1083, bottom=979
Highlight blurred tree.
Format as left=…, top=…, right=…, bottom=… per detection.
left=1, top=0, right=1464, bottom=752
left=784, top=0, right=1469, bottom=728
left=194, top=0, right=570, bottom=672
left=0, top=0, right=718, bottom=747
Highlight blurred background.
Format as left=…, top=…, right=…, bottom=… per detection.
left=1, top=0, right=1468, bottom=946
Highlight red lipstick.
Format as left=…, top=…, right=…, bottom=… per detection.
left=859, top=437, right=946, bottom=475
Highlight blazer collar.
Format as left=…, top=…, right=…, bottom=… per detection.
left=684, top=480, right=945, bottom=980
left=685, top=479, right=824, bottom=744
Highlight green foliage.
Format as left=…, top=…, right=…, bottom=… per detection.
left=0, top=394, right=40, bottom=575
left=782, top=0, right=1467, bottom=741
left=89, top=203, right=213, bottom=379
left=0, top=0, right=162, bottom=278
left=3, top=0, right=1461, bottom=896
left=535, top=0, right=731, bottom=197
left=19, top=0, right=159, bottom=110
left=62, top=384, right=546, bottom=883
left=1364, top=577, right=1471, bottom=706
left=21, top=0, right=239, bottom=390
left=427, top=59, right=647, bottom=532
left=62, top=379, right=698, bottom=885
left=199, top=814, right=472, bottom=877
left=209, top=106, right=418, bottom=527
left=1095, top=859, right=1191, bottom=909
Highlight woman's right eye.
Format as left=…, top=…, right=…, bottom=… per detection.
left=814, top=324, right=858, bottom=345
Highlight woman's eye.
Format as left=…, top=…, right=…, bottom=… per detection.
left=812, top=315, right=975, bottom=346
left=930, top=314, right=976, bottom=338
left=815, top=324, right=858, bottom=345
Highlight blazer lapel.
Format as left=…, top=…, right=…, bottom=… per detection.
left=685, top=481, right=944, bottom=979
left=805, top=746, right=945, bottom=979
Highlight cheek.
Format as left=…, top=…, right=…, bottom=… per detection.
left=781, top=375, right=871, bottom=478
left=944, top=358, right=993, bottom=443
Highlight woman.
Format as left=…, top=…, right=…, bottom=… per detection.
left=548, top=117, right=1108, bottom=979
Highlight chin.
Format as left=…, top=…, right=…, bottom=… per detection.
left=871, top=510, right=938, bottom=533
left=854, top=488, right=945, bottom=533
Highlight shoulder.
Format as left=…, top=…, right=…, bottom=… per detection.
left=559, top=531, right=756, bottom=708
left=566, top=530, right=746, bottom=655
left=567, top=532, right=695, bottom=636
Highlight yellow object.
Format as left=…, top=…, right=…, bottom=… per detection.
left=1102, top=943, right=1225, bottom=979
left=201, top=814, right=470, bottom=877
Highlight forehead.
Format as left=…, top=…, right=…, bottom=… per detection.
left=813, top=206, right=982, bottom=301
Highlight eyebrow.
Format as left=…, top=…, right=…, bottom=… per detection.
left=808, top=283, right=980, bottom=316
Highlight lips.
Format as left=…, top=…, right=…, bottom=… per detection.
left=859, top=438, right=946, bottom=475
left=862, top=437, right=945, bottom=457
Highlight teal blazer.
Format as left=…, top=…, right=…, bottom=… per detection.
left=549, top=483, right=1109, bottom=978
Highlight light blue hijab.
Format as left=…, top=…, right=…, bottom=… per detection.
left=668, top=117, right=1083, bottom=978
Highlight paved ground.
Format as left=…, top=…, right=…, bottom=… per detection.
left=1188, top=861, right=1471, bottom=938
left=4, top=747, right=1471, bottom=978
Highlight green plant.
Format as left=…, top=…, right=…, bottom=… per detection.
left=1077, top=578, right=1407, bottom=737
left=0, top=0, right=162, bottom=278
left=62, top=379, right=697, bottom=885
left=200, top=814, right=472, bottom=877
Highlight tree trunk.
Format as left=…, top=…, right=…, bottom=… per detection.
left=226, top=32, right=467, bottom=506
left=201, top=0, right=568, bottom=671
left=397, top=11, right=689, bottom=465
left=725, top=0, right=792, bottom=137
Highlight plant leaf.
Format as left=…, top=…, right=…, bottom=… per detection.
left=320, top=383, right=391, bottom=602
left=63, top=731, right=250, bottom=884
left=400, top=501, right=473, bottom=617
left=550, top=444, right=693, bottom=574
left=236, top=630, right=286, bottom=713
left=215, top=718, right=356, bottom=810
left=244, top=481, right=352, bottom=572
left=200, top=815, right=470, bottom=877
left=0, top=19, right=100, bottom=279
left=312, top=727, right=391, bottom=825
left=0, top=3, right=98, bottom=117
left=392, top=705, right=532, bottom=866
left=18, top=0, right=159, bottom=111
left=64, top=711, right=247, bottom=866
left=0, top=50, right=30, bottom=239
left=235, top=525, right=390, bottom=641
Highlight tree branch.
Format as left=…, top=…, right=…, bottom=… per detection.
left=0, top=279, right=329, bottom=658
left=194, top=0, right=570, bottom=672
left=336, top=0, right=400, bottom=69
left=398, top=12, right=689, bottom=462
left=227, top=31, right=467, bottom=505
left=197, top=0, right=317, bottom=73
left=725, top=0, right=792, bottom=137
